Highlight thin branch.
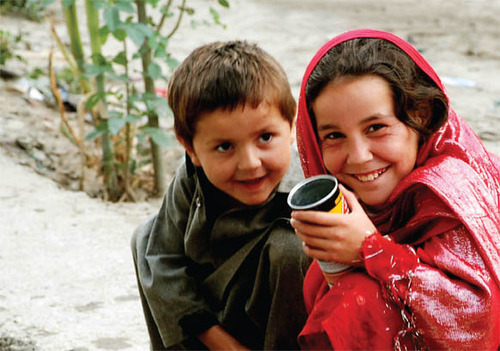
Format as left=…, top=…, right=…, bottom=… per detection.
left=49, top=49, right=82, bottom=146
left=166, top=0, right=186, bottom=40
left=155, top=0, right=174, bottom=34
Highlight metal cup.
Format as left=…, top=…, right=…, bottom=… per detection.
left=287, top=175, right=351, bottom=286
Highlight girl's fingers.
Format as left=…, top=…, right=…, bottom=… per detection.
left=290, top=216, right=341, bottom=239
left=291, top=209, right=342, bottom=227
left=339, top=184, right=362, bottom=213
left=295, top=229, right=333, bottom=249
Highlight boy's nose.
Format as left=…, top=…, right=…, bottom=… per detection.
left=346, top=138, right=372, bottom=165
left=237, top=147, right=262, bottom=171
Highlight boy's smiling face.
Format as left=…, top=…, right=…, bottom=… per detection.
left=181, top=103, right=295, bottom=206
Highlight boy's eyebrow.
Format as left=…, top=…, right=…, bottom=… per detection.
left=201, top=137, right=230, bottom=146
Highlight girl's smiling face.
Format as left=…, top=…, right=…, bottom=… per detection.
left=312, top=74, right=420, bottom=206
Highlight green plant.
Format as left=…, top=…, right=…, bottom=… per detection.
left=50, top=0, right=230, bottom=201
left=0, top=29, right=25, bottom=66
left=0, top=0, right=51, bottom=21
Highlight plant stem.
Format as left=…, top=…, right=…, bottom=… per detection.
left=50, top=14, right=92, bottom=93
left=61, top=0, right=86, bottom=74
left=135, top=0, right=167, bottom=196
left=86, top=0, right=120, bottom=201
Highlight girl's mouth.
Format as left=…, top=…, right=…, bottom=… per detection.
left=351, top=167, right=388, bottom=182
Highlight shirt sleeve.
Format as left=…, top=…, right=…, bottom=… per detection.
left=137, top=160, right=218, bottom=347
left=361, top=227, right=500, bottom=350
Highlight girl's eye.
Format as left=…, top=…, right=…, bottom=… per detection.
left=324, top=131, right=344, bottom=140
left=216, top=142, right=232, bottom=153
left=259, top=133, right=273, bottom=144
left=367, top=124, right=386, bottom=133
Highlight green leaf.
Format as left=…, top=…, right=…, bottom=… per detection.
left=181, top=6, right=195, bottom=15
left=92, top=0, right=108, bottom=10
left=218, top=0, right=230, bottom=7
left=112, top=51, right=128, bottom=65
left=108, top=116, right=127, bottom=135
left=107, top=111, right=123, bottom=119
left=85, top=93, right=103, bottom=109
left=99, top=25, right=110, bottom=45
left=147, top=34, right=159, bottom=51
left=61, top=0, right=75, bottom=7
left=104, top=6, right=121, bottom=31
left=165, top=57, right=180, bottom=71
left=147, top=62, right=162, bottom=80
left=112, top=28, right=127, bottom=41
left=84, top=64, right=112, bottom=77
left=107, top=72, right=130, bottom=83
left=115, top=0, right=135, bottom=13
left=85, top=126, right=106, bottom=141
left=154, top=45, right=167, bottom=59
left=141, top=127, right=173, bottom=148
left=125, top=114, right=140, bottom=123
left=143, top=93, right=169, bottom=114
left=41, top=0, right=56, bottom=7
left=160, top=5, right=173, bottom=16
left=89, top=52, right=109, bottom=66
left=123, top=23, right=153, bottom=47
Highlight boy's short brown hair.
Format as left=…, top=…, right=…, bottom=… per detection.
left=168, top=40, right=296, bottom=148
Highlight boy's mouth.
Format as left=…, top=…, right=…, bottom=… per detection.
left=237, top=175, right=266, bottom=189
left=238, top=176, right=265, bottom=185
left=350, top=166, right=388, bottom=182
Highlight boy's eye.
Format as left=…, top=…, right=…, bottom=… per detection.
left=216, top=142, right=232, bottom=153
left=259, top=133, right=273, bottom=144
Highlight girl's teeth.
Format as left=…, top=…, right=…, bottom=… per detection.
left=355, top=169, right=385, bottom=182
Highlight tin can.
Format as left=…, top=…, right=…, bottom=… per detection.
left=287, top=175, right=351, bottom=286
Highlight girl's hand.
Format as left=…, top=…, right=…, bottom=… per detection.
left=290, top=185, right=377, bottom=264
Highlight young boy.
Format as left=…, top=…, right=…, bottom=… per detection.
left=131, top=40, right=311, bottom=350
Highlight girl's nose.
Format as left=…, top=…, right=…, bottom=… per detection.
left=346, top=138, right=373, bottom=165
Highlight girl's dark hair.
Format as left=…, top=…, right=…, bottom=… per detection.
left=305, top=38, right=448, bottom=142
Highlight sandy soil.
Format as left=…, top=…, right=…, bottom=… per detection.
left=1, top=0, right=499, bottom=350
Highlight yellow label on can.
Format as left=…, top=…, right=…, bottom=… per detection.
left=328, top=193, right=344, bottom=214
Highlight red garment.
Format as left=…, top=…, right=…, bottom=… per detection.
left=296, top=29, right=500, bottom=350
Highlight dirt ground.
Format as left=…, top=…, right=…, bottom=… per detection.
left=1, top=0, right=499, bottom=350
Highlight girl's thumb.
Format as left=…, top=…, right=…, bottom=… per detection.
left=339, top=184, right=361, bottom=213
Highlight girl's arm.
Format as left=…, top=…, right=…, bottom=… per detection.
left=362, top=227, right=499, bottom=350
left=291, top=186, right=499, bottom=349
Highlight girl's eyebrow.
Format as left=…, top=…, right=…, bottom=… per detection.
left=317, top=114, right=391, bottom=132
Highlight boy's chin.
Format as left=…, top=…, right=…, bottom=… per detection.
left=232, top=190, right=275, bottom=206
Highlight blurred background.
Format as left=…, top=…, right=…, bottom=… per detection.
left=0, top=1, right=498, bottom=350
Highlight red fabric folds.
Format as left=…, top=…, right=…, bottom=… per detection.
left=296, top=29, right=500, bottom=350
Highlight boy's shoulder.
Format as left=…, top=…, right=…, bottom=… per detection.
left=276, top=146, right=304, bottom=194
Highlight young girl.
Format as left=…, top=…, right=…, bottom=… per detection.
left=291, top=29, right=500, bottom=350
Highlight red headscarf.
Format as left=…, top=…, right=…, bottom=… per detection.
left=296, top=29, right=500, bottom=350
left=296, top=28, right=500, bottom=286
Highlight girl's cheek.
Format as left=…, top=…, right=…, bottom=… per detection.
left=323, top=153, right=343, bottom=175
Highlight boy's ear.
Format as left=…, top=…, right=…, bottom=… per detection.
left=176, top=135, right=202, bottom=167
left=290, top=121, right=297, bottom=145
